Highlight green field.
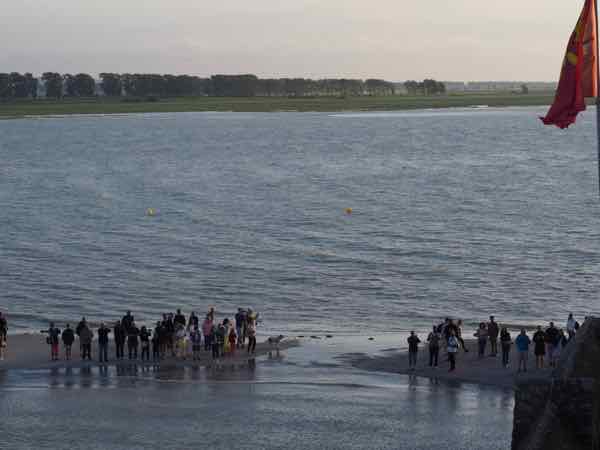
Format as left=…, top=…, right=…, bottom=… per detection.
left=0, top=92, right=556, bottom=118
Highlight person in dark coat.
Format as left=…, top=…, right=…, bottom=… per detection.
left=75, top=317, right=87, bottom=357
left=427, top=326, right=441, bottom=367
left=97, top=323, right=111, bottom=363
left=187, top=312, right=199, bottom=331
left=487, top=316, right=499, bottom=357
left=61, top=324, right=75, bottom=360
left=0, top=311, right=7, bottom=341
left=152, top=322, right=161, bottom=361
left=174, top=309, right=186, bottom=328
left=407, top=331, right=421, bottom=370
left=140, top=326, right=151, bottom=361
left=533, top=326, right=546, bottom=369
left=79, top=325, right=94, bottom=360
left=113, top=321, right=125, bottom=359
left=127, top=322, right=140, bottom=360
left=500, top=327, right=512, bottom=368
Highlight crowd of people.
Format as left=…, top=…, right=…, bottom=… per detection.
left=2, top=307, right=260, bottom=364
left=406, top=313, right=581, bottom=373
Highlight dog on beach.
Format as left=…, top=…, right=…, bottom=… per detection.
left=267, top=335, right=285, bottom=350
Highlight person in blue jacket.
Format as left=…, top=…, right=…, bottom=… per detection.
left=515, top=329, right=531, bottom=373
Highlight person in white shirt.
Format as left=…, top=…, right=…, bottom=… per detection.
left=447, top=330, right=459, bottom=372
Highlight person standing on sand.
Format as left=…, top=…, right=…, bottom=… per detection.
left=474, top=323, right=488, bottom=358
left=500, top=327, right=512, bottom=368
left=152, top=323, right=161, bottom=361
left=247, top=319, right=257, bottom=354
left=79, top=324, right=93, bottom=361
left=61, top=324, right=75, bottom=360
left=97, top=323, right=111, bottom=363
left=235, top=308, right=246, bottom=349
left=515, top=329, right=531, bottom=373
left=75, top=317, right=87, bottom=357
left=0, top=312, right=7, bottom=342
left=447, top=330, right=459, bottom=372
left=211, top=324, right=221, bottom=359
left=545, top=322, right=560, bottom=368
left=190, top=325, right=202, bottom=360
left=228, top=328, right=237, bottom=356
left=533, top=326, right=546, bottom=369
left=43, top=323, right=62, bottom=361
left=114, top=321, right=125, bottom=360
left=165, top=314, right=175, bottom=357
left=407, top=331, right=420, bottom=370
left=487, top=316, right=499, bottom=357
left=223, top=319, right=231, bottom=355
left=202, top=315, right=213, bottom=352
left=127, top=322, right=140, bottom=360
left=175, top=323, right=187, bottom=360
left=427, top=326, right=440, bottom=368
left=0, top=312, right=7, bottom=361
left=140, top=326, right=151, bottom=361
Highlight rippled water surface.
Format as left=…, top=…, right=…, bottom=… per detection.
left=2, top=108, right=600, bottom=334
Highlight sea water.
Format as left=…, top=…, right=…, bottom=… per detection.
left=2, top=108, right=599, bottom=335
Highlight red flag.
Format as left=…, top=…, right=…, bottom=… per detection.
left=541, top=0, right=598, bottom=128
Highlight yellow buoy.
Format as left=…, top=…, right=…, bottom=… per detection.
left=345, top=208, right=353, bottom=215
left=146, top=208, right=156, bottom=216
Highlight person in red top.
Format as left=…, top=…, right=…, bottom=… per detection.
left=228, top=328, right=237, bottom=356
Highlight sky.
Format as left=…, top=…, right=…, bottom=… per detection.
left=0, top=0, right=587, bottom=81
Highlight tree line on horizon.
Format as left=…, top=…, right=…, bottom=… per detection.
left=0, top=72, right=446, bottom=100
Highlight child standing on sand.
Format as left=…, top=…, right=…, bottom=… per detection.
left=228, top=328, right=237, bottom=356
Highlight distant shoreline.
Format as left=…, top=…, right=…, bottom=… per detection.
left=0, top=93, right=556, bottom=118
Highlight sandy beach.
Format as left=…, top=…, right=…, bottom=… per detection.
left=342, top=338, right=553, bottom=388
left=0, top=333, right=297, bottom=371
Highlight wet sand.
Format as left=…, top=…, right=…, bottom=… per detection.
left=342, top=338, right=553, bottom=388
left=0, top=333, right=297, bottom=371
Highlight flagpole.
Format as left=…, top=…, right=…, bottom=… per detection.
left=596, top=0, right=600, bottom=196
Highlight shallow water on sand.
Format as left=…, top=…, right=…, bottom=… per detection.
left=1, top=107, right=599, bottom=334
left=0, top=342, right=514, bottom=450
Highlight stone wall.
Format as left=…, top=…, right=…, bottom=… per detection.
left=512, top=318, right=600, bottom=450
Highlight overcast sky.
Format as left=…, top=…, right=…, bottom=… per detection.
left=0, top=0, right=586, bottom=81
